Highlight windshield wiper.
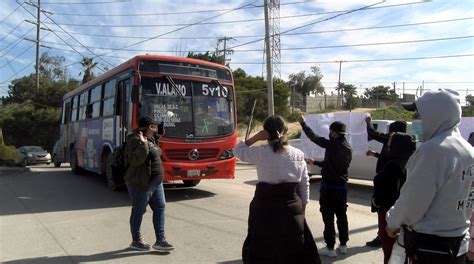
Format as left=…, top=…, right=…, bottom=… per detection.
left=164, top=74, right=185, bottom=101
left=210, top=79, right=233, bottom=101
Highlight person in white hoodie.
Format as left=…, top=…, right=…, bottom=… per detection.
left=385, top=89, right=474, bottom=264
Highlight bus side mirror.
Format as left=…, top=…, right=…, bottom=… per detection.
left=131, top=84, right=140, bottom=103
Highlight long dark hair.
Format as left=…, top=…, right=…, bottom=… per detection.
left=263, top=115, right=289, bottom=153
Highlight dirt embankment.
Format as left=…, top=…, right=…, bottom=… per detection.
left=237, top=122, right=301, bottom=141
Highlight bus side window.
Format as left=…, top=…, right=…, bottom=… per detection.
left=103, top=79, right=116, bottom=117
left=88, top=85, right=102, bottom=119
left=78, top=92, right=88, bottom=120
left=64, top=101, right=72, bottom=124
left=71, top=96, right=78, bottom=122
left=116, top=81, right=123, bottom=115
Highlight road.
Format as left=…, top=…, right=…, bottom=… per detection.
left=0, top=164, right=383, bottom=264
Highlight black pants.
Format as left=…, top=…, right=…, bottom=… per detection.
left=319, top=188, right=348, bottom=248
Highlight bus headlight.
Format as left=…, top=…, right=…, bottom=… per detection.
left=220, top=149, right=234, bottom=160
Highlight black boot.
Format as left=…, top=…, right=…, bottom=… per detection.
left=366, top=236, right=382, bottom=247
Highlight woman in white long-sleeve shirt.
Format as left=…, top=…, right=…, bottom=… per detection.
left=234, top=115, right=320, bottom=264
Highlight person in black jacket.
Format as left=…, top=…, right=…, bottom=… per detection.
left=299, top=116, right=352, bottom=258
left=371, top=132, right=416, bottom=264
left=365, top=116, right=407, bottom=248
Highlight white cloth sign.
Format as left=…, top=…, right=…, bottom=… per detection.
left=459, top=117, right=474, bottom=141
left=300, top=112, right=369, bottom=159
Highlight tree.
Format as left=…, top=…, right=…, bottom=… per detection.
left=466, top=94, right=474, bottom=106
left=38, top=52, right=67, bottom=82
left=80, top=57, right=98, bottom=84
left=233, top=69, right=289, bottom=122
left=363, top=85, right=398, bottom=101
left=0, top=103, right=61, bottom=152
left=187, top=51, right=225, bottom=65
left=288, top=65, right=324, bottom=96
left=232, top=68, right=247, bottom=79
left=338, top=83, right=359, bottom=110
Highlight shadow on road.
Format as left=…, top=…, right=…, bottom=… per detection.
left=2, top=248, right=171, bottom=264
left=0, top=169, right=216, bottom=216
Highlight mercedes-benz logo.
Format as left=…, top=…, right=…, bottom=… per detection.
left=188, top=149, right=199, bottom=160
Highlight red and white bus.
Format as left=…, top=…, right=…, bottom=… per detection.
left=53, top=55, right=237, bottom=189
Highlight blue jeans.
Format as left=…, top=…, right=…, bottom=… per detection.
left=127, top=180, right=166, bottom=242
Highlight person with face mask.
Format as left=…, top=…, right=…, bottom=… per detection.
left=371, top=132, right=416, bottom=264
left=124, top=116, right=174, bottom=252
left=385, top=89, right=474, bottom=264
left=365, top=117, right=408, bottom=248
left=299, top=116, right=352, bottom=258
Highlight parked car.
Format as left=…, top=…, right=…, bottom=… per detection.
left=17, top=146, right=52, bottom=166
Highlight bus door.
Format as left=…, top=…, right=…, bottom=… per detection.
left=117, top=78, right=131, bottom=145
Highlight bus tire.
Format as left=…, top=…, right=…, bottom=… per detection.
left=105, top=154, right=124, bottom=191
left=70, top=148, right=84, bottom=175
left=182, top=179, right=201, bottom=187
left=53, top=155, right=61, bottom=167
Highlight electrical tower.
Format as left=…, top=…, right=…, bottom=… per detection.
left=262, top=0, right=281, bottom=79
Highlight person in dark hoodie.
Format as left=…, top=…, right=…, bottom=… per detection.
left=299, top=116, right=352, bottom=258
left=124, top=116, right=174, bottom=252
left=234, top=115, right=321, bottom=264
left=386, top=89, right=474, bottom=264
left=365, top=117, right=407, bottom=248
left=371, top=132, right=416, bottom=264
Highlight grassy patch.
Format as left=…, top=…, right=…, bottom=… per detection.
left=369, top=105, right=413, bottom=121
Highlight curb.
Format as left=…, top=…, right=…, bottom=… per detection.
left=0, top=166, right=31, bottom=175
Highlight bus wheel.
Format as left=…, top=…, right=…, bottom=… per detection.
left=105, top=154, right=123, bottom=191
left=53, top=156, right=61, bottom=167
left=182, top=180, right=201, bottom=187
left=70, top=149, right=83, bottom=175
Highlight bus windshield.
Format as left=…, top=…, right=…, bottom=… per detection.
left=141, top=77, right=234, bottom=139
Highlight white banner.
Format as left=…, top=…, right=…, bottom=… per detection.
left=300, top=112, right=369, bottom=159
left=459, top=117, right=474, bottom=141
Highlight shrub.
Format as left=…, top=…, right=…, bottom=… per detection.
left=0, top=144, right=22, bottom=166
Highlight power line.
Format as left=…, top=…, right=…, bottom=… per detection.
left=231, top=54, right=474, bottom=64
left=18, top=2, right=111, bottom=72
left=42, top=16, right=474, bottom=41
left=0, top=44, right=35, bottom=68
left=0, top=60, right=35, bottom=84
left=0, top=2, right=24, bottom=23
left=0, top=20, right=26, bottom=42
left=40, top=10, right=115, bottom=69
left=62, top=0, right=261, bottom=68
left=226, top=1, right=388, bottom=51
left=42, top=0, right=131, bottom=5
left=0, top=28, right=36, bottom=57
left=41, top=1, right=428, bottom=28
left=48, top=0, right=311, bottom=16
left=38, top=35, right=474, bottom=53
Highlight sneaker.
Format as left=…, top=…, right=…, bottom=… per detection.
left=153, top=239, right=175, bottom=252
left=366, top=236, right=382, bottom=247
left=129, top=239, right=151, bottom=251
left=337, top=245, right=348, bottom=254
left=319, top=247, right=337, bottom=257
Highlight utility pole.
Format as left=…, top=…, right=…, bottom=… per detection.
left=337, top=60, right=342, bottom=107
left=264, top=0, right=274, bottom=116
left=403, top=82, right=405, bottom=98
left=217, top=36, right=234, bottom=64
left=35, top=0, right=40, bottom=95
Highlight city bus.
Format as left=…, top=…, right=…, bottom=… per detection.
left=53, top=55, right=237, bottom=190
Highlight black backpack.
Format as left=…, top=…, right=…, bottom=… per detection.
left=111, top=142, right=128, bottom=171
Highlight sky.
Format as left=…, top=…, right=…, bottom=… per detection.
left=1, top=0, right=473, bottom=104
